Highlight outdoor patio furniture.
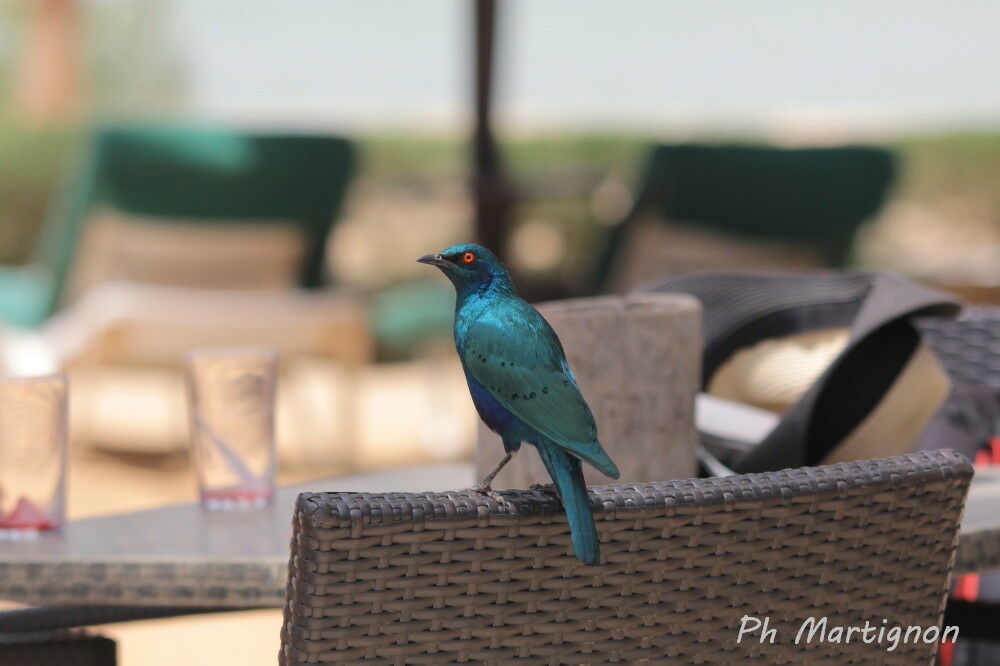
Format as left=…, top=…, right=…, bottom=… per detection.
left=592, top=143, right=895, bottom=293
left=918, top=307, right=1000, bottom=662
left=915, top=305, right=1000, bottom=461
left=0, top=124, right=371, bottom=460
left=0, top=464, right=470, bottom=610
left=0, top=124, right=356, bottom=329
left=918, top=306, right=1000, bottom=390
left=640, top=270, right=960, bottom=474
left=2, top=451, right=998, bottom=662
left=281, top=450, right=970, bottom=664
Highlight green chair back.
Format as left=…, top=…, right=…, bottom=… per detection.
left=27, top=124, right=355, bottom=324
left=593, top=143, right=895, bottom=292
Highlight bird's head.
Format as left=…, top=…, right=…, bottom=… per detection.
left=417, top=243, right=512, bottom=293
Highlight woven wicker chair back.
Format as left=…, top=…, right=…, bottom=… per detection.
left=282, top=450, right=970, bottom=665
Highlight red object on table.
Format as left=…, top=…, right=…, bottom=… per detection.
left=0, top=497, right=57, bottom=530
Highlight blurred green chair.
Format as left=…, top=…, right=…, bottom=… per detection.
left=592, top=143, right=895, bottom=293
left=370, top=278, right=455, bottom=360
left=0, top=124, right=356, bottom=328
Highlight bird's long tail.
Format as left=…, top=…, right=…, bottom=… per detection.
left=537, top=442, right=599, bottom=565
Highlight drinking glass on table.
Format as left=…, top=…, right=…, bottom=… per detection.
left=185, top=348, right=277, bottom=510
left=0, top=374, right=68, bottom=539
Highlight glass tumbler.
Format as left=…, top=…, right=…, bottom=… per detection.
left=185, top=348, right=277, bottom=510
left=0, top=374, right=68, bottom=539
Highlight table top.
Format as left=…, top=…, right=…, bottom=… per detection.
left=1, top=460, right=998, bottom=609
left=0, top=463, right=473, bottom=608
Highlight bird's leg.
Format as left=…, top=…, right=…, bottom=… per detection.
left=470, top=450, right=518, bottom=505
left=474, top=450, right=516, bottom=493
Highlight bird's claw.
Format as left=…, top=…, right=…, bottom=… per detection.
left=469, top=484, right=509, bottom=507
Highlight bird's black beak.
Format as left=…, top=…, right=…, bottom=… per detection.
left=416, top=253, right=449, bottom=267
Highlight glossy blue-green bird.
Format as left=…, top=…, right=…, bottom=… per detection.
left=418, top=243, right=620, bottom=565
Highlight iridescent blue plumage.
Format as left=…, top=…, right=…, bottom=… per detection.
left=418, top=243, right=620, bottom=565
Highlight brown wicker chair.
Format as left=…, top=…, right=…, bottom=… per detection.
left=281, top=449, right=971, bottom=665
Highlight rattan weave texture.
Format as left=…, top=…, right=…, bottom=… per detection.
left=919, top=307, right=1000, bottom=388
left=281, top=450, right=971, bottom=665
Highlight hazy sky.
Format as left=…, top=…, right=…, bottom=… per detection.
left=168, top=0, right=1000, bottom=134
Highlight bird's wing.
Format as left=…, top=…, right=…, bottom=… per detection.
left=463, top=305, right=620, bottom=478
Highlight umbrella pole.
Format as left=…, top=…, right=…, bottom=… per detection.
left=472, top=0, right=514, bottom=260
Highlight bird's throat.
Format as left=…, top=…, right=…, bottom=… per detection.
left=452, top=271, right=516, bottom=305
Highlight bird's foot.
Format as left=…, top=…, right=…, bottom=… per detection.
left=469, top=483, right=509, bottom=507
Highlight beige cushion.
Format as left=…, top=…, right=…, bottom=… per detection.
left=67, top=210, right=305, bottom=301
left=709, top=329, right=850, bottom=413
left=45, top=281, right=369, bottom=368
left=610, top=217, right=824, bottom=293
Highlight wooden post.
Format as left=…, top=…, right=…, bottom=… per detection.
left=476, top=293, right=702, bottom=488
left=471, top=0, right=514, bottom=262
left=13, top=0, right=84, bottom=123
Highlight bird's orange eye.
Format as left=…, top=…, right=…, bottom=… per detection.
left=461, top=252, right=476, bottom=263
